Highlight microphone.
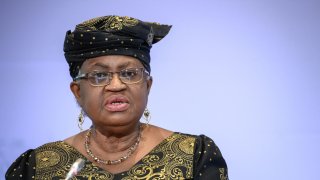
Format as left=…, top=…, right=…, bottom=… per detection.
left=65, top=158, right=86, bottom=180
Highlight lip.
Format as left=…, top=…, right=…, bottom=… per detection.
left=104, top=95, right=130, bottom=112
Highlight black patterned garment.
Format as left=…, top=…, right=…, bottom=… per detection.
left=6, top=133, right=228, bottom=180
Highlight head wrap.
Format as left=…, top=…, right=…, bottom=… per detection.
left=63, top=15, right=171, bottom=79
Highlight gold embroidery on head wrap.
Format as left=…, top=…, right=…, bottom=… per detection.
left=77, top=16, right=139, bottom=31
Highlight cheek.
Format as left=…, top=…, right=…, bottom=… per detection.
left=132, top=85, right=149, bottom=106
left=129, top=88, right=148, bottom=119
left=79, top=86, right=103, bottom=110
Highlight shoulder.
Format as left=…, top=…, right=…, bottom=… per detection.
left=6, top=141, right=82, bottom=180
left=5, top=149, right=35, bottom=179
left=160, top=132, right=228, bottom=179
left=5, top=141, right=63, bottom=180
left=193, top=134, right=222, bottom=153
left=34, top=141, right=65, bottom=151
left=175, top=133, right=224, bottom=153
left=170, top=133, right=223, bottom=156
left=34, top=141, right=80, bottom=169
left=33, top=141, right=70, bottom=160
left=191, top=134, right=226, bottom=165
left=172, top=132, right=218, bottom=148
left=189, top=134, right=229, bottom=179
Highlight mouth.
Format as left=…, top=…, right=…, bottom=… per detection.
left=105, top=95, right=130, bottom=112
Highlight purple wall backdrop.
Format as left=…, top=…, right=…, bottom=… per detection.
left=1, top=0, right=320, bottom=179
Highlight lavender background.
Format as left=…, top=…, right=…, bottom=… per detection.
left=1, top=0, right=320, bottom=179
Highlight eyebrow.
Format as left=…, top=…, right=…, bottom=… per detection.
left=93, top=63, right=110, bottom=69
left=90, top=62, right=131, bottom=70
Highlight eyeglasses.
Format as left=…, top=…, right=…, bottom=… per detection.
left=74, top=68, right=150, bottom=86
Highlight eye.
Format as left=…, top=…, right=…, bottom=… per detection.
left=88, top=71, right=110, bottom=84
left=120, top=69, right=139, bottom=79
left=92, top=72, right=108, bottom=79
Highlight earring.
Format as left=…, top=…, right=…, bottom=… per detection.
left=143, top=108, right=151, bottom=126
left=78, top=110, right=84, bottom=131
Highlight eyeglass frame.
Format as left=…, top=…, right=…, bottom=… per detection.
left=73, top=67, right=150, bottom=87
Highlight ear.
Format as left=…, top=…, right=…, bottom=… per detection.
left=70, top=81, right=82, bottom=104
left=146, top=76, right=153, bottom=95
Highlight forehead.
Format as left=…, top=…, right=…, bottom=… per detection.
left=81, top=55, right=143, bottom=70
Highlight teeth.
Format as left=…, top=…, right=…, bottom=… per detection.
left=111, top=102, right=124, bottom=105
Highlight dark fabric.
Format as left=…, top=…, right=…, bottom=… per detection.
left=5, top=149, right=35, bottom=180
left=5, top=133, right=228, bottom=180
left=63, top=15, right=172, bottom=78
left=193, top=135, right=229, bottom=180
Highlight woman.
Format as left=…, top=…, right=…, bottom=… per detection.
left=6, top=15, right=228, bottom=180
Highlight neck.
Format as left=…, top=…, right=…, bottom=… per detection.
left=90, top=123, right=142, bottom=153
left=93, top=121, right=141, bottom=137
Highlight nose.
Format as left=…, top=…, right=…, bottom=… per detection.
left=104, top=73, right=126, bottom=91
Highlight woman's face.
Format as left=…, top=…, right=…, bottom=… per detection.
left=70, top=55, right=152, bottom=128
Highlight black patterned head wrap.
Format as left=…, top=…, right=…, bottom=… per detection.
left=63, top=15, right=172, bottom=79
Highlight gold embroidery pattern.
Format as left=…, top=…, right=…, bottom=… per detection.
left=77, top=16, right=139, bottom=31
left=219, top=168, right=228, bottom=180
left=36, top=151, right=60, bottom=169
left=34, top=134, right=195, bottom=180
left=77, top=163, right=114, bottom=180
left=179, top=137, right=195, bottom=155
left=35, top=142, right=113, bottom=180
left=130, top=134, right=195, bottom=179
left=35, top=143, right=73, bottom=179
